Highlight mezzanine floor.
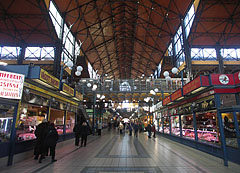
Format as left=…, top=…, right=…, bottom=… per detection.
left=1, top=129, right=240, bottom=173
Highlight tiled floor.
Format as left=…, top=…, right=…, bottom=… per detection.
left=1, top=129, right=240, bottom=173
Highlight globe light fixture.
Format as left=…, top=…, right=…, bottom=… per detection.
left=87, top=83, right=92, bottom=88
left=154, top=88, right=159, bottom=93
left=163, top=71, right=169, bottom=77
left=66, top=61, right=73, bottom=68
left=166, top=76, right=171, bottom=81
left=171, top=67, right=178, bottom=74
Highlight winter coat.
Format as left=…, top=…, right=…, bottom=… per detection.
left=80, top=124, right=90, bottom=136
left=73, top=124, right=81, bottom=135
left=35, top=122, right=48, bottom=143
left=45, top=126, right=59, bottom=147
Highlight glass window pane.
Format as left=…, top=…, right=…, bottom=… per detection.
left=222, top=112, right=238, bottom=148
left=171, top=116, right=180, bottom=136
left=25, top=47, right=41, bottom=58
left=0, top=105, right=15, bottom=142
left=181, top=114, right=195, bottom=140
left=66, top=112, right=75, bottom=133
left=50, top=109, right=64, bottom=135
left=164, top=116, right=170, bottom=134
left=196, top=112, right=219, bottom=144
left=16, top=103, right=47, bottom=141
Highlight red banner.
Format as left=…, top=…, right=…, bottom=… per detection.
left=183, top=76, right=201, bottom=95
left=234, top=71, right=240, bottom=85
left=171, top=88, right=182, bottom=101
left=163, top=96, right=171, bottom=105
left=210, top=74, right=235, bottom=86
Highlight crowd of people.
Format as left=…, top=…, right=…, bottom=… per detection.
left=114, top=121, right=157, bottom=138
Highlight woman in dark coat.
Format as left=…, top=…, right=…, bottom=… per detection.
left=73, top=122, right=81, bottom=146
left=44, top=123, right=59, bottom=163
left=80, top=122, right=90, bottom=147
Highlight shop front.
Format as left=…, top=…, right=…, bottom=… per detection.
left=159, top=73, right=240, bottom=166
left=0, top=70, right=25, bottom=166
left=0, top=65, right=83, bottom=166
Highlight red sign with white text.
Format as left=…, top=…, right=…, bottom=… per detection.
left=234, top=72, right=240, bottom=85
left=0, top=70, right=25, bottom=99
left=183, top=76, right=201, bottom=95
left=171, top=88, right=182, bottom=101
left=163, top=96, right=171, bottom=105
left=210, top=74, right=235, bottom=86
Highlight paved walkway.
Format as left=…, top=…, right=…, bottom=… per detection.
left=1, top=130, right=240, bottom=173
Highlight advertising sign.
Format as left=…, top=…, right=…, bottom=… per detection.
left=0, top=70, right=25, bottom=99
left=40, top=69, right=59, bottom=89
left=210, top=74, right=235, bottom=86
left=63, top=83, right=74, bottom=96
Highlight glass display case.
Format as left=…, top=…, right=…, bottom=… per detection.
left=65, top=112, right=75, bottom=133
left=163, top=116, right=170, bottom=134
left=49, top=108, right=65, bottom=135
left=222, top=112, right=240, bottom=148
left=196, top=111, right=219, bottom=144
left=171, top=116, right=180, bottom=136
left=16, top=103, right=47, bottom=141
left=181, top=114, right=195, bottom=140
left=0, top=105, right=15, bottom=142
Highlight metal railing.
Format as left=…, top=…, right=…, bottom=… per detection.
left=76, top=78, right=187, bottom=94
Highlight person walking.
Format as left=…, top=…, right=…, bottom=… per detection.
left=147, top=124, right=152, bottom=138
left=119, top=122, right=124, bottom=134
left=80, top=122, right=90, bottom=147
left=73, top=122, right=81, bottom=146
left=34, top=119, right=48, bottom=162
left=97, top=121, right=102, bottom=136
left=152, top=124, right=156, bottom=138
left=128, top=124, right=132, bottom=136
left=45, top=123, right=59, bottom=162
left=134, top=123, right=139, bottom=137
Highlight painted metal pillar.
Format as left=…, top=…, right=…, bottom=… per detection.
left=233, top=111, right=240, bottom=148
left=179, top=114, right=182, bottom=137
left=168, top=110, right=171, bottom=134
left=17, top=44, right=26, bottom=65
left=216, top=44, right=224, bottom=74
left=7, top=101, right=20, bottom=166
left=92, top=93, right=96, bottom=135
left=181, top=18, right=192, bottom=81
left=63, top=110, right=67, bottom=140
left=235, top=93, right=240, bottom=105
left=53, top=15, right=65, bottom=78
left=215, top=94, right=228, bottom=166
left=193, top=111, right=198, bottom=141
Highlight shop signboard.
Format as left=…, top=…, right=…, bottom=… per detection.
left=163, top=96, right=171, bottom=105
left=0, top=70, right=25, bottom=99
left=183, top=76, right=209, bottom=95
left=210, top=74, right=235, bottom=86
left=75, top=91, right=83, bottom=101
left=233, top=71, right=240, bottom=85
left=171, top=88, right=182, bottom=101
left=39, top=69, right=59, bottom=89
left=62, top=83, right=74, bottom=97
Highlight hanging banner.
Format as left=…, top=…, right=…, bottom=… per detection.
left=39, top=69, right=60, bottom=89
left=0, top=70, right=25, bottom=99
left=62, top=83, right=74, bottom=97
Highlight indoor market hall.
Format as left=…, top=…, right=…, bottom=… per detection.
left=1, top=129, right=240, bottom=173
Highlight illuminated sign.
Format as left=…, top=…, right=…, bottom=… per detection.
left=0, top=70, right=25, bottom=99
left=163, top=96, right=171, bottom=105
left=171, top=89, right=182, bottom=101
left=183, top=76, right=201, bottom=95
left=75, top=91, right=83, bottom=101
left=40, top=69, right=59, bottom=89
left=63, top=83, right=74, bottom=96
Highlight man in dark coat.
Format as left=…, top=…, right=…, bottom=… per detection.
left=80, top=122, right=90, bottom=147
left=45, top=123, right=59, bottom=162
left=34, top=119, right=48, bottom=161
left=73, top=122, right=81, bottom=146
